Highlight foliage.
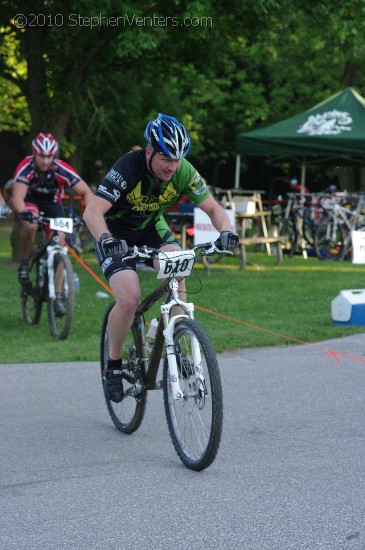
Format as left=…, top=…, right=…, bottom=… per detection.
left=0, top=24, right=30, bottom=133
left=1, top=0, right=365, bottom=185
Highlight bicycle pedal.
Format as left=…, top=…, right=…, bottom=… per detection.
left=122, top=371, right=136, bottom=384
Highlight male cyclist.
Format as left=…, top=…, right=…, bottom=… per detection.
left=83, top=113, right=239, bottom=402
left=12, top=132, right=92, bottom=314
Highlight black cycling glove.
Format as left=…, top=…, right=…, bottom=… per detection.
left=219, top=231, right=239, bottom=249
left=20, top=210, right=33, bottom=222
left=102, top=237, right=128, bottom=257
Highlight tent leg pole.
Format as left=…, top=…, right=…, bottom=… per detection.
left=300, top=160, right=306, bottom=194
left=300, top=159, right=308, bottom=259
left=234, top=155, right=241, bottom=189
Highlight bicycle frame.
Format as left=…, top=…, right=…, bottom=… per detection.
left=29, top=225, right=70, bottom=299
left=129, top=274, right=201, bottom=401
left=122, top=247, right=216, bottom=400
left=284, top=193, right=323, bottom=247
left=322, top=198, right=363, bottom=240
left=46, top=236, right=69, bottom=299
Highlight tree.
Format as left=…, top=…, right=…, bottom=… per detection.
left=1, top=0, right=365, bottom=190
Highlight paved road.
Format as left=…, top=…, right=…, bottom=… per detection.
left=1, top=335, right=365, bottom=550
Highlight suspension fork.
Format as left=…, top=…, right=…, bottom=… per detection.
left=163, top=313, right=191, bottom=400
left=161, top=291, right=204, bottom=400
left=46, top=244, right=67, bottom=299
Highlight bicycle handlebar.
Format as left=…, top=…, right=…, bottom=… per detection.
left=24, top=213, right=82, bottom=227
left=193, top=239, right=234, bottom=256
left=118, top=239, right=233, bottom=262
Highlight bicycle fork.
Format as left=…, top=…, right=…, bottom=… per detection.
left=161, top=298, right=204, bottom=401
left=46, top=244, right=68, bottom=299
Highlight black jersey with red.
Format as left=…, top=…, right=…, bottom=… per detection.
left=13, top=156, right=82, bottom=203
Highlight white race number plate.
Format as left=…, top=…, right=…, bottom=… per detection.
left=157, top=250, right=195, bottom=279
left=49, top=217, right=74, bottom=234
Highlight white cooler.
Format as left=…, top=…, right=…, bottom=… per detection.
left=331, top=289, right=365, bottom=326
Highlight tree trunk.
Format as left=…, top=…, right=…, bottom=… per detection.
left=10, top=217, right=21, bottom=263
left=23, top=9, right=48, bottom=134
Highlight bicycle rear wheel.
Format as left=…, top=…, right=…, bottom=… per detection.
left=21, top=254, right=43, bottom=325
left=47, top=253, right=75, bottom=339
left=163, top=318, right=223, bottom=471
left=100, top=302, right=147, bottom=434
left=314, top=217, right=347, bottom=260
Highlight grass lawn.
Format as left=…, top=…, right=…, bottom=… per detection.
left=1, top=219, right=365, bottom=363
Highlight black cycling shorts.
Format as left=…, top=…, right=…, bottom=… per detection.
left=25, top=201, right=65, bottom=219
left=94, top=221, right=179, bottom=280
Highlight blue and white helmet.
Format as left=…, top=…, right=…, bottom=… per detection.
left=144, top=113, right=191, bottom=160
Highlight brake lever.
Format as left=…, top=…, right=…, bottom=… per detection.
left=120, top=245, right=138, bottom=262
left=121, top=245, right=156, bottom=263
left=203, top=242, right=218, bottom=256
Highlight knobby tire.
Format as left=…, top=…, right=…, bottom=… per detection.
left=163, top=318, right=223, bottom=471
left=21, top=252, right=43, bottom=325
left=100, top=302, right=147, bottom=434
left=47, top=253, right=75, bottom=339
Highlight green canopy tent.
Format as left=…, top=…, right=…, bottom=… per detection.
left=235, top=87, right=365, bottom=192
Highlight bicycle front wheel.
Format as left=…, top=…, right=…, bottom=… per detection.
left=279, top=216, right=297, bottom=256
left=100, top=302, right=147, bottom=434
left=163, top=319, right=223, bottom=471
left=47, top=253, right=75, bottom=340
left=21, top=254, right=43, bottom=325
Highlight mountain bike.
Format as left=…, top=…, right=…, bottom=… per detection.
left=278, top=193, right=324, bottom=257
left=20, top=214, right=75, bottom=340
left=100, top=241, right=229, bottom=471
left=314, top=193, right=365, bottom=260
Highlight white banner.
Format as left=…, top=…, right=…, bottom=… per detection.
left=194, top=209, right=235, bottom=245
left=351, top=230, right=365, bottom=264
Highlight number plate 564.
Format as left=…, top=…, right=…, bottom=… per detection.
left=49, top=217, right=73, bottom=234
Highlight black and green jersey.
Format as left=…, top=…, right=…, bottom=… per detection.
left=95, top=149, right=210, bottom=234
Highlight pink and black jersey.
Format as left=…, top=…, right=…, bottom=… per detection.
left=13, top=156, right=82, bottom=203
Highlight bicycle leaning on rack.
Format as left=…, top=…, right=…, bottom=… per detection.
left=314, top=193, right=365, bottom=260
left=100, top=240, right=230, bottom=471
left=278, top=193, right=323, bottom=257
left=20, top=213, right=75, bottom=340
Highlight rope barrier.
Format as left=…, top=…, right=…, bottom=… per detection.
left=194, top=304, right=365, bottom=364
left=66, top=242, right=114, bottom=296
left=67, top=243, right=365, bottom=365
